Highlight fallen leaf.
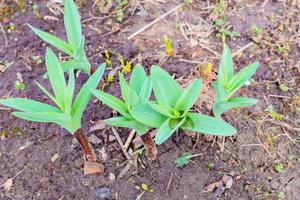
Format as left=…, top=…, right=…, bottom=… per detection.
left=83, top=161, right=105, bottom=175
left=203, top=180, right=222, bottom=193
left=3, top=178, right=13, bottom=191
left=88, top=134, right=102, bottom=144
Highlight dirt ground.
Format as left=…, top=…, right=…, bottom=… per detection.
left=0, top=0, right=300, bottom=200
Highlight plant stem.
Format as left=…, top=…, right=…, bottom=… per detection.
left=74, top=128, right=97, bottom=162
left=140, top=132, right=158, bottom=160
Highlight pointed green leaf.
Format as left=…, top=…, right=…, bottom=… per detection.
left=155, top=118, right=186, bottom=145
left=64, top=0, right=82, bottom=48
left=150, top=104, right=175, bottom=118
left=130, top=103, right=167, bottom=128
left=129, top=64, right=147, bottom=95
left=105, top=116, right=149, bottom=135
left=175, top=79, right=202, bottom=113
left=217, top=44, right=234, bottom=85
left=91, top=89, right=132, bottom=119
left=227, top=61, right=259, bottom=96
left=213, top=97, right=257, bottom=117
left=72, top=64, right=106, bottom=122
left=28, top=24, right=73, bottom=56
left=119, top=72, right=131, bottom=104
left=138, top=77, right=152, bottom=102
left=151, top=65, right=181, bottom=107
left=64, top=69, right=75, bottom=114
left=0, top=98, right=60, bottom=113
left=35, top=81, right=59, bottom=106
left=45, top=48, right=67, bottom=109
left=213, top=81, right=229, bottom=103
left=182, top=113, right=236, bottom=136
left=12, top=111, right=70, bottom=124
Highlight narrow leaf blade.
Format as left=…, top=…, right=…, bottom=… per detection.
left=183, top=113, right=236, bottom=136
left=151, top=65, right=181, bottom=107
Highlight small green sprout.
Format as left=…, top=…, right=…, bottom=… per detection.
left=250, top=24, right=263, bottom=37
left=131, top=65, right=236, bottom=145
left=0, top=49, right=105, bottom=159
left=213, top=44, right=259, bottom=118
left=275, top=163, right=284, bottom=173
left=15, top=80, right=25, bottom=90
left=174, top=152, right=203, bottom=168
left=175, top=152, right=192, bottom=168
left=28, top=0, right=91, bottom=75
left=207, top=162, right=215, bottom=170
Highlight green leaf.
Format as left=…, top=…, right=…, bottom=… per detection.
left=213, top=97, right=257, bottom=117
left=45, top=48, right=67, bottom=109
left=217, top=44, right=234, bottom=86
left=28, top=24, right=73, bottom=56
left=150, top=103, right=175, bottom=118
left=64, top=69, right=75, bottom=113
left=64, top=0, right=82, bottom=48
left=130, top=103, right=167, bottom=128
left=138, top=77, right=152, bottom=102
left=227, top=61, right=259, bottom=96
left=0, top=98, right=59, bottom=113
left=119, top=72, right=131, bottom=104
left=72, top=64, right=106, bottom=122
left=213, top=81, right=229, bottom=102
left=151, top=65, right=181, bottom=107
left=175, top=79, right=202, bottom=113
left=155, top=118, right=186, bottom=145
left=12, top=111, right=70, bottom=124
left=105, top=116, right=149, bottom=135
left=182, top=113, right=236, bottom=136
left=35, top=81, right=59, bottom=106
left=91, top=89, right=131, bottom=119
left=129, top=64, right=147, bottom=95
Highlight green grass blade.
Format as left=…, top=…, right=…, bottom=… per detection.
left=28, top=24, right=73, bottom=56
left=119, top=72, right=131, bottom=104
left=138, top=77, right=152, bottom=102
left=12, top=111, right=70, bottom=124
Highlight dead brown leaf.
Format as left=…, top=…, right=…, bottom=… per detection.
left=83, top=161, right=105, bottom=175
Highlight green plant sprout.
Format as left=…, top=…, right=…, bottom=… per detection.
left=0, top=49, right=106, bottom=162
left=131, top=65, right=237, bottom=145
left=213, top=44, right=259, bottom=118
left=91, top=64, right=164, bottom=160
left=28, top=0, right=91, bottom=75
left=174, top=152, right=202, bottom=168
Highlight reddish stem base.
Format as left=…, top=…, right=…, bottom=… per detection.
left=74, top=128, right=97, bottom=162
left=140, top=132, right=158, bottom=160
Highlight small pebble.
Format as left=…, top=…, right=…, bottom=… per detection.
left=94, top=186, right=113, bottom=199
left=108, top=173, right=116, bottom=181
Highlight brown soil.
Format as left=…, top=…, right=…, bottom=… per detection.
left=1, top=1, right=300, bottom=200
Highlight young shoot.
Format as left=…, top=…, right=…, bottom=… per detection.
left=131, top=65, right=236, bottom=145
left=213, top=44, right=259, bottom=118
left=28, top=0, right=91, bottom=75
left=91, top=64, right=164, bottom=160
left=0, top=48, right=106, bottom=162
